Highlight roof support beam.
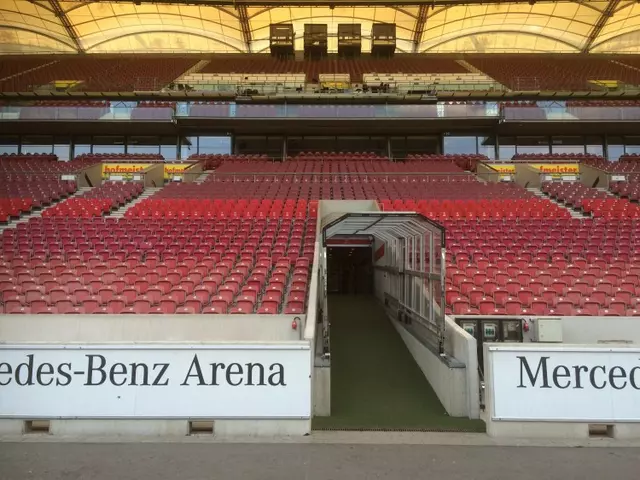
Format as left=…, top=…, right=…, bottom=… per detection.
left=49, top=0, right=83, bottom=53
left=237, top=4, right=253, bottom=53
left=581, top=0, right=620, bottom=53
left=412, top=4, right=428, bottom=53
left=77, top=0, right=586, bottom=7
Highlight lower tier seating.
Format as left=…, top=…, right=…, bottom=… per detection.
left=442, top=218, right=640, bottom=317
left=0, top=178, right=77, bottom=223
left=42, top=182, right=143, bottom=218
left=0, top=203, right=315, bottom=315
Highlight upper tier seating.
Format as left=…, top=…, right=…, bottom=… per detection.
left=42, top=182, right=144, bottom=218
left=0, top=57, right=49, bottom=81
left=199, top=55, right=467, bottom=82
left=0, top=57, right=198, bottom=92
left=466, top=55, right=640, bottom=90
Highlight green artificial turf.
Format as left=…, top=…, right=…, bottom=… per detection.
left=312, top=295, right=486, bottom=432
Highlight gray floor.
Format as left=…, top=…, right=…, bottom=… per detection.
left=1, top=440, right=639, bottom=480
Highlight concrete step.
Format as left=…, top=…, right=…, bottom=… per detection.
left=109, top=187, right=162, bottom=218
left=195, top=172, right=212, bottom=184
left=0, top=186, right=92, bottom=233
left=596, top=187, right=615, bottom=197
left=528, top=187, right=588, bottom=218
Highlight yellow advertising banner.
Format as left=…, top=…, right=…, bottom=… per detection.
left=486, top=163, right=579, bottom=178
left=164, top=163, right=193, bottom=180
left=102, top=163, right=152, bottom=179
left=487, top=164, right=515, bottom=174
left=529, top=163, right=579, bottom=174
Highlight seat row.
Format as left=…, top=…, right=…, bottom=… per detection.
left=42, top=182, right=143, bottom=218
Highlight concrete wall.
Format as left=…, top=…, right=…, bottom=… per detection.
left=391, top=319, right=469, bottom=417
left=444, top=316, right=480, bottom=419
left=320, top=200, right=379, bottom=225
left=143, top=164, right=165, bottom=188
left=580, top=164, right=609, bottom=189
left=476, top=163, right=501, bottom=183
left=181, top=161, right=204, bottom=183
left=514, top=164, right=541, bottom=188
left=0, top=314, right=305, bottom=343
left=77, top=163, right=103, bottom=188
left=483, top=344, right=640, bottom=439
left=525, top=316, right=640, bottom=344
left=0, top=418, right=310, bottom=438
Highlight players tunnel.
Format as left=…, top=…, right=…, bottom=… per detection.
left=313, top=212, right=484, bottom=432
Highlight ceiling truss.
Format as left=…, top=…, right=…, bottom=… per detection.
left=581, top=0, right=621, bottom=53
left=412, top=4, right=429, bottom=53
left=48, top=0, right=83, bottom=53
left=237, top=4, right=253, bottom=53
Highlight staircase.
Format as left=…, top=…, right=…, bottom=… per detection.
left=0, top=60, right=58, bottom=83
left=0, top=187, right=92, bottom=233
left=109, top=187, right=162, bottom=218
left=527, top=187, right=587, bottom=218
left=456, top=59, right=483, bottom=74
left=194, top=172, right=212, bottom=184
left=596, top=187, right=616, bottom=197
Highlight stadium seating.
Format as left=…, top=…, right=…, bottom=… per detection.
left=0, top=153, right=101, bottom=174
left=466, top=55, right=640, bottom=91
left=0, top=57, right=198, bottom=92
left=42, top=182, right=143, bottom=218
left=442, top=217, right=640, bottom=317
left=198, top=55, right=467, bottom=82
left=0, top=201, right=315, bottom=315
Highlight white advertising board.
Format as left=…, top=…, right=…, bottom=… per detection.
left=0, top=344, right=311, bottom=418
left=488, top=346, right=640, bottom=422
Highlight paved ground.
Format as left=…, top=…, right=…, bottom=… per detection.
left=1, top=439, right=639, bottom=480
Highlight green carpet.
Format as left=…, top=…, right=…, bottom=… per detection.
left=312, top=295, right=485, bottom=432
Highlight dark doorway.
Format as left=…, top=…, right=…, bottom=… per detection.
left=327, top=246, right=373, bottom=294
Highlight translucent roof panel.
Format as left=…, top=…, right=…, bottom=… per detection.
left=63, top=2, right=245, bottom=53
left=0, top=0, right=76, bottom=53
left=591, top=2, right=640, bottom=53
left=419, top=3, right=605, bottom=53
left=3, top=1, right=640, bottom=54
left=246, top=6, right=419, bottom=53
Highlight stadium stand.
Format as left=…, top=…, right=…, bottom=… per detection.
left=465, top=55, right=640, bottom=91
left=0, top=56, right=198, bottom=92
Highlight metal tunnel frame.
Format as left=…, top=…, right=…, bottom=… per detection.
left=322, top=212, right=446, bottom=353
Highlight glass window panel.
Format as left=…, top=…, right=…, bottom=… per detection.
left=53, top=135, right=71, bottom=161
left=93, top=136, right=125, bottom=155
left=443, top=136, right=477, bottom=155
left=551, top=136, right=584, bottom=154
left=0, top=135, right=19, bottom=155
left=478, top=136, right=496, bottom=159
left=160, top=136, right=178, bottom=161
left=180, top=136, right=197, bottom=159
left=607, top=136, right=624, bottom=161
left=198, top=136, right=231, bottom=155
left=128, top=136, right=160, bottom=155
left=498, top=136, right=516, bottom=160
left=73, top=136, right=92, bottom=157
left=21, top=135, right=53, bottom=155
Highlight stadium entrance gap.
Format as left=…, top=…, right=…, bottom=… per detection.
left=313, top=213, right=484, bottom=432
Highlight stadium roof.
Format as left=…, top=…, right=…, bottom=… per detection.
left=2, top=0, right=640, bottom=55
